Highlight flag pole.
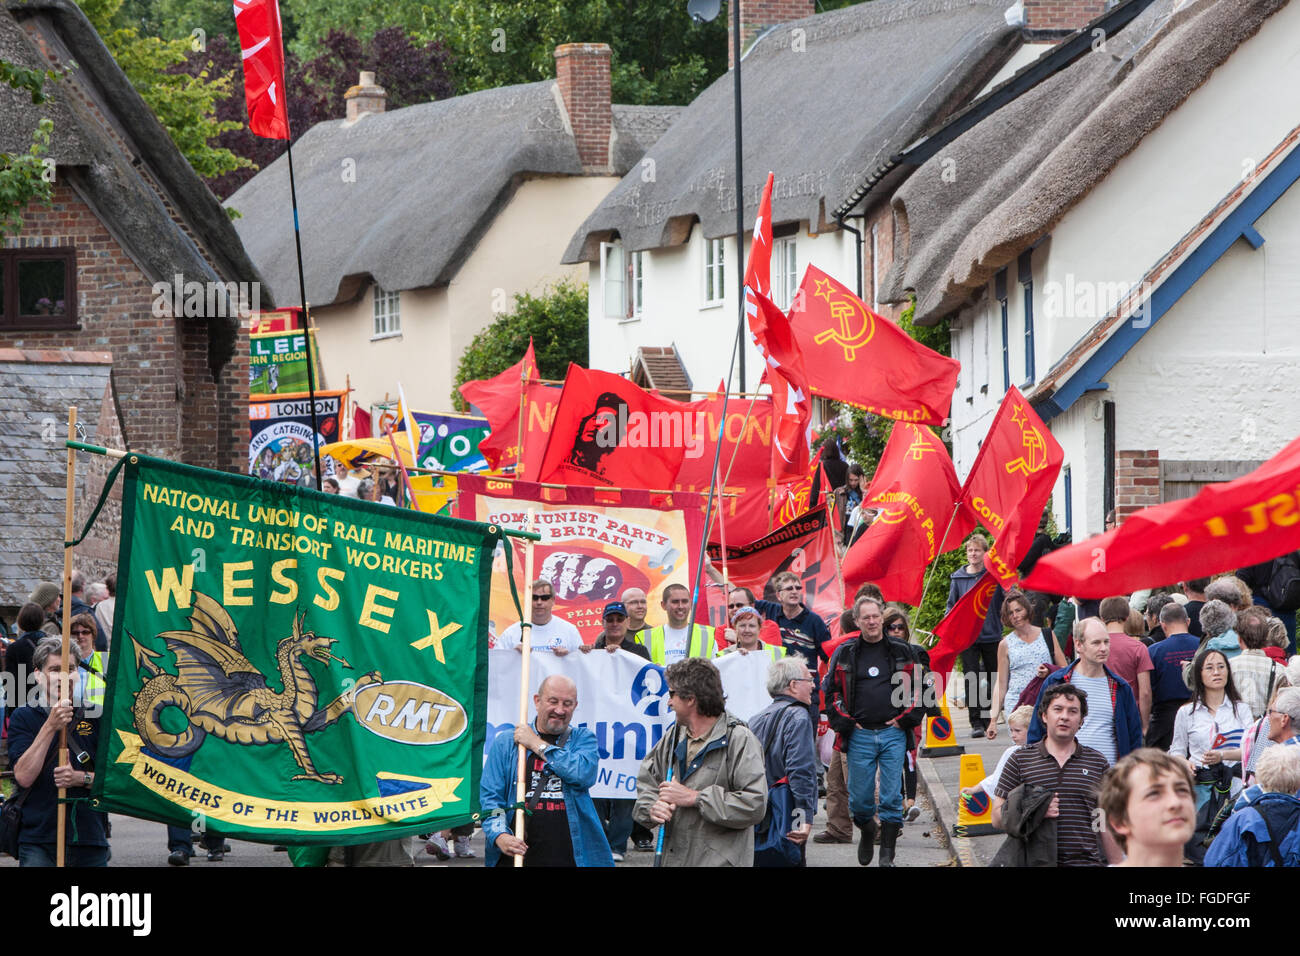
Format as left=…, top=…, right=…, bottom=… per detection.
left=513, top=354, right=529, bottom=477
left=284, top=141, right=323, bottom=491
left=513, top=509, right=537, bottom=868
left=916, top=501, right=965, bottom=629
left=56, top=406, right=77, bottom=868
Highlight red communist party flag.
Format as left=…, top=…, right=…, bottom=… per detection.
left=538, top=364, right=690, bottom=489
left=841, top=423, right=972, bottom=604
left=1024, top=434, right=1300, bottom=598
left=791, top=265, right=959, bottom=426
left=459, top=340, right=538, bottom=471
left=949, top=386, right=1063, bottom=588
left=233, top=0, right=290, bottom=140
left=744, top=173, right=812, bottom=480
left=928, top=572, right=998, bottom=691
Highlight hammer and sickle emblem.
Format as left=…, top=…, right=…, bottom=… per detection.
left=972, top=581, right=994, bottom=617
left=1005, top=406, right=1049, bottom=480
left=812, top=279, right=876, bottom=361
left=905, top=430, right=935, bottom=461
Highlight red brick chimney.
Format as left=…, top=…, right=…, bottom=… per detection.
left=554, top=43, right=613, bottom=173
left=1022, top=0, right=1108, bottom=38
left=729, top=0, right=815, bottom=68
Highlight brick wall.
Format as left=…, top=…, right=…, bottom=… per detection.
left=2, top=182, right=247, bottom=473
left=861, top=200, right=903, bottom=322
left=1023, top=0, right=1107, bottom=34
left=1115, top=448, right=1160, bottom=522
left=554, top=43, right=613, bottom=172
left=730, top=0, right=815, bottom=68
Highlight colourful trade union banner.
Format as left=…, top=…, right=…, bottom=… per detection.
left=396, top=410, right=490, bottom=473
left=248, top=329, right=322, bottom=395
left=93, top=454, right=502, bottom=844
left=249, top=390, right=345, bottom=481
left=455, top=475, right=707, bottom=641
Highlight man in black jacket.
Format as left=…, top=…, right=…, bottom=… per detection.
left=823, top=596, right=919, bottom=867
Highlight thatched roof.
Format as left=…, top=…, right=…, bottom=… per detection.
left=227, top=83, right=681, bottom=308
left=562, top=0, right=1019, bottom=263
left=1, top=0, right=268, bottom=374
left=881, top=0, right=1291, bottom=325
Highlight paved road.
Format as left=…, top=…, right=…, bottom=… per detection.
left=0, top=786, right=955, bottom=868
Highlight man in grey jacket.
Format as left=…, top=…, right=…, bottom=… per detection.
left=749, top=657, right=818, bottom=865
left=634, top=658, right=767, bottom=866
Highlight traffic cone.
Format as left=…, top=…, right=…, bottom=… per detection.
left=919, top=696, right=965, bottom=757
left=953, top=753, right=999, bottom=836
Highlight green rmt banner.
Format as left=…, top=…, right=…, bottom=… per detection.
left=92, top=454, right=509, bottom=845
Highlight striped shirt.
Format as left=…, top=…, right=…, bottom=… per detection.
left=1072, top=674, right=1117, bottom=765
left=996, top=739, right=1109, bottom=867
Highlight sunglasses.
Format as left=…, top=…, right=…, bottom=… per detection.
left=533, top=594, right=553, bottom=602
left=886, top=623, right=907, bottom=631
left=71, top=628, right=94, bottom=635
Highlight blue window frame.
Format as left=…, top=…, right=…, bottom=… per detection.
left=996, top=268, right=1009, bottom=392
left=1019, top=250, right=1035, bottom=384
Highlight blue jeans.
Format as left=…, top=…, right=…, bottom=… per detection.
left=593, top=798, right=634, bottom=855
left=846, top=725, right=906, bottom=826
left=19, top=843, right=109, bottom=867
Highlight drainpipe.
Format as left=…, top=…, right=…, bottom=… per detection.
left=834, top=211, right=865, bottom=299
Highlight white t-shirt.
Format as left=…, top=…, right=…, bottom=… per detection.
left=496, top=616, right=583, bottom=653
left=662, top=625, right=690, bottom=666
left=1073, top=673, right=1117, bottom=765
left=979, top=744, right=1021, bottom=798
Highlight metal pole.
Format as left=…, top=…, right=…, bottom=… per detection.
left=513, top=509, right=537, bottom=867
left=285, top=139, right=323, bottom=491
left=733, top=0, right=746, bottom=393
left=56, top=406, right=77, bottom=867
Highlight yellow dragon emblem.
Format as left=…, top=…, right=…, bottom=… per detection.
left=129, top=592, right=380, bottom=785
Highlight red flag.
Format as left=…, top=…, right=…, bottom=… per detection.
left=928, top=572, right=998, bottom=692
left=352, top=405, right=372, bottom=440
left=948, top=386, right=1063, bottom=588
left=791, top=265, right=959, bottom=426
left=233, top=0, right=290, bottom=140
left=1023, top=434, right=1300, bottom=598
left=841, top=423, right=972, bottom=604
left=459, top=340, right=538, bottom=471
left=538, top=365, right=691, bottom=489
left=744, top=174, right=811, bottom=479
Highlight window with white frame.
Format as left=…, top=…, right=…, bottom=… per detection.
left=372, top=284, right=400, bottom=338
left=629, top=250, right=644, bottom=317
left=703, top=237, right=725, bottom=306
left=600, top=241, right=625, bottom=318
left=772, top=237, right=798, bottom=309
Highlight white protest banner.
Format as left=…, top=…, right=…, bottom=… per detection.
left=486, top=648, right=776, bottom=798
left=487, top=648, right=671, bottom=799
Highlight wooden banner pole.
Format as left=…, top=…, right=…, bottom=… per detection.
left=56, top=406, right=77, bottom=868
left=513, top=509, right=537, bottom=867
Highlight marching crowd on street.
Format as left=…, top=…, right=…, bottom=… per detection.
left=6, top=532, right=1300, bottom=868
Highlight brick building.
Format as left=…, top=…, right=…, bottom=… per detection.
left=0, top=0, right=265, bottom=610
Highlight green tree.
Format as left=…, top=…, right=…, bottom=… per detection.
left=85, top=0, right=250, bottom=182
left=452, top=280, right=589, bottom=410
left=441, top=0, right=727, bottom=106
left=0, top=63, right=56, bottom=235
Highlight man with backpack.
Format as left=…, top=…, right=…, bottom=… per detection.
left=1205, top=745, right=1300, bottom=867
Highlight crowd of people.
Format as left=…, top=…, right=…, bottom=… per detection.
left=9, top=531, right=1300, bottom=869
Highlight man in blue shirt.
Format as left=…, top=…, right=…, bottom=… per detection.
left=1146, top=602, right=1198, bottom=751
left=754, top=572, right=831, bottom=738
left=480, top=674, right=613, bottom=867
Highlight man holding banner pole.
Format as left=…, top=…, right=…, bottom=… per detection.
left=480, top=675, right=614, bottom=867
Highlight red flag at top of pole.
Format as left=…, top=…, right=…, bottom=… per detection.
left=459, top=339, right=538, bottom=471
left=234, top=0, right=290, bottom=140
left=841, top=423, right=972, bottom=604
left=790, top=265, right=960, bottom=426
left=927, top=571, right=998, bottom=694
left=744, top=173, right=812, bottom=479
left=945, top=386, right=1063, bottom=589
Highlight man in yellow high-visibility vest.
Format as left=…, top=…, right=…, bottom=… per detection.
left=645, top=584, right=717, bottom=666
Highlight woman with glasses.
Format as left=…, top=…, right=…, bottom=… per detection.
left=881, top=608, right=924, bottom=822
left=68, top=614, right=105, bottom=710
left=986, top=590, right=1067, bottom=740
left=722, top=606, right=785, bottom=661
